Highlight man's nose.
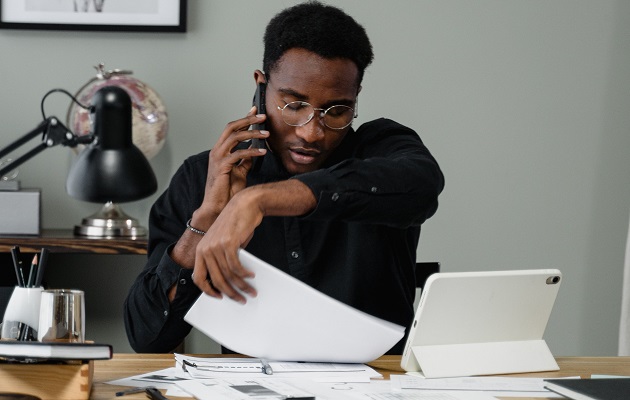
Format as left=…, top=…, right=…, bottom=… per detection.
left=295, top=113, right=325, bottom=143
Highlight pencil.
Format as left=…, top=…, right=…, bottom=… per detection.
left=27, top=254, right=38, bottom=288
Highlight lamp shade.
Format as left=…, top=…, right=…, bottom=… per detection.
left=66, top=86, right=157, bottom=203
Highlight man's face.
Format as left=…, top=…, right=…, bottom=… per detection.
left=261, top=48, right=360, bottom=175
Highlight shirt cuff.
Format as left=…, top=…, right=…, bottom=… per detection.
left=156, top=243, right=197, bottom=297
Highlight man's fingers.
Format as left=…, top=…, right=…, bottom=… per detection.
left=210, top=268, right=248, bottom=304
left=225, top=113, right=266, bottom=136
left=230, top=129, right=269, bottom=145
left=193, top=249, right=256, bottom=304
left=213, top=112, right=265, bottom=150
left=192, top=267, right=222, bottom=299
left=224, top=249, right=257, bottom=297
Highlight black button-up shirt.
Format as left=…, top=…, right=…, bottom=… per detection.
left=124, top=118, right=444, bottom=355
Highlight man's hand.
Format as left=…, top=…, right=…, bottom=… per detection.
left=168, top=108, right=267, bottom=302
left=196, top=107, right=268, bottom=225
left=191, top=180, right=318, bottom=304
left=192, top=188, right=264, bottom=304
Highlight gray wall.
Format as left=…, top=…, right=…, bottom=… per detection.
left=1, top=1, right=629, bottom=356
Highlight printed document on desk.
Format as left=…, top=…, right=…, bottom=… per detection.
left=184, top=249, right=405, bottom=363
left=178, top=378, right=500, bottom=400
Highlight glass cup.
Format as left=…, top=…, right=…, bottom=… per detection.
left=37, top=289, right=85, bottom=343
left=1, top=286, right=43, bottom=341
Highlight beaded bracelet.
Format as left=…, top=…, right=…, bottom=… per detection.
left=186, top=218, right=206, bottom=235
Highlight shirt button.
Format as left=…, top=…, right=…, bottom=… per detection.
left=163, top=310, right=168, bottom=317
left=331, top=193, right=339, bottom=201
left=179, top=278, right=187, bottom=285
left=371, top=186, right=378, bottom=193
left=291, top=251, right=299, bottom=259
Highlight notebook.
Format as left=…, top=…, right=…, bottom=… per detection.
left=544, top=378, right=630, bottom=400
left=401, top=269, right=562, bottom=378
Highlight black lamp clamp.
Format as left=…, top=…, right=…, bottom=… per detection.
left=0, top=93, right=94, bottom=178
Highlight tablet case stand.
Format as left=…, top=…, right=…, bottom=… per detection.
left=409, top=339, right=559, bottom=378
left=402, top=270, right=563, bottom=378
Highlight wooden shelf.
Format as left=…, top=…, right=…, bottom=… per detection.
left=0, top=229, right=147, bottom=255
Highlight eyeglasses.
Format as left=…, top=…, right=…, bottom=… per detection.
left=276, top=101, right=357, bottom=130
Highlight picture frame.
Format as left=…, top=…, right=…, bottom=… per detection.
left=0, top=0, right=187, bottom=32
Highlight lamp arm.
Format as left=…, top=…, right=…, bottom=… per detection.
left=0, top=116, right=94, bottom=177
left=0, top=118, right=49, bottom=160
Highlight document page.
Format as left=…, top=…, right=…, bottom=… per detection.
left=184, top=249, right=404, bottom=363
left=177, top=379, right=500, bottom=400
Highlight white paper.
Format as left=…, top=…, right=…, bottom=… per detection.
left=106, top=367, right=192, bottom=397
left=391, top=375, right=565, bottom=398
left=177, top=379, right=499, bottom=400
left=184, top=249, right=405, bottom=363
left=284, top=380, right=499, bottom=400
left=177, top=378, right=319, bottom=400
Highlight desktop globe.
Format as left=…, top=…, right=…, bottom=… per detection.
left=66, top=64, right=168, bottom=160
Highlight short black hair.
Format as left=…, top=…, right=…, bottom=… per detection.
left=263, top=1, right=373, bottom=85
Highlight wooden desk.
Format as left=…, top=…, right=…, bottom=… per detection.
left=0, top=229, right=147, bottom=255
left=92, top=354, right=630, bottom=400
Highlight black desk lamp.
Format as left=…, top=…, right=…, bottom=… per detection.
left=66, top=86, right=157, bottom=237
left=0, top=86, right=157, bottom=237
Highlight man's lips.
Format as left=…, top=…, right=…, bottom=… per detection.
left=288, top=147, right=321, bottom=164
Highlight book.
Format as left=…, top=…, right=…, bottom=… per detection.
left=0, top=340, right=112, bottom=361
left=0, top=360, right=93, bottom=400
left=544, top=378, right=630, bottom=400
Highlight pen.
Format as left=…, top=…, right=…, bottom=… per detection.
left=145, top=387, right=169, bottom=400
left=115, top=386, right=155, bottom=397
left=10, top=246, right=24, bottom=287
left=260, top=359, right=273, bottom=375
left=34, top=248, right=48, bottom=287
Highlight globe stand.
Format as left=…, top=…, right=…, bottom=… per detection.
left=74, top=201, right=146, bottom=238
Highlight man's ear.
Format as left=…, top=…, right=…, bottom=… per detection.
left=254, top=70, right=267, bottom=85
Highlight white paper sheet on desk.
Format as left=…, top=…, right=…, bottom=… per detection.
left=184, top=249, right=405, bottom=363
left=177, top=379, right=499, bottom=400
left=390, top=375, right=566, bottom=398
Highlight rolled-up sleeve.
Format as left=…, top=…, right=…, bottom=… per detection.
left=295, top=118, right=444, bottom=228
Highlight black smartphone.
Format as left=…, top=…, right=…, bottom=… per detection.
left=251, top=82, right=267, bottom=150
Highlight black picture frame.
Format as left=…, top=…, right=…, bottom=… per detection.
left=0, top=0, right=187, bottom=33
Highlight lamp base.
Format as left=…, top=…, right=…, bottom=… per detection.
left=74, top=201, right=147, bottom=238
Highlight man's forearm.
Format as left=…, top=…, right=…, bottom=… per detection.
left=243, top=179, right=317, bottom=218
left=170, top=230, right=204, bottom=270
left=170, top=205, right=224, bottom=269
left=167, top=211, right=219, bottom=301
left=189, top=178, right=318, bottom=302
left=171, top=179, right=316, bottom=270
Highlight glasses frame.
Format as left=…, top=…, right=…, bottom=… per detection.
left=276, top=101, right=357, bottom=130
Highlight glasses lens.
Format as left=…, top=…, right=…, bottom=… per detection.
left=323, top=105, right=354, bottom=129
left=281, top=101, right=313, bottom=126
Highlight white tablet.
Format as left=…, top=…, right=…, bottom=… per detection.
left=401, top=269, right=562, bottom=377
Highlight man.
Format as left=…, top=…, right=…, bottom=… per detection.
left=124, top=1, right=444, bottom=354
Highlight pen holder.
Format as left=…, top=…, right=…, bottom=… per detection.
left=38, top=289, right=85, bottom=343
left=0, top=286, right=43, bottom=340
